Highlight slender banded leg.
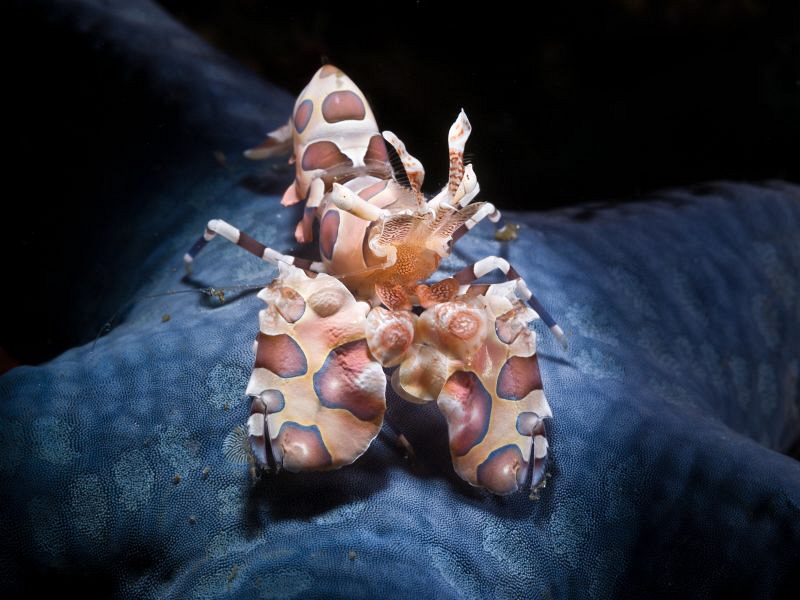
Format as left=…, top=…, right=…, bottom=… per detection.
left=448, top=201, right=503, bottom=247
left=183, top=219, right=324, bottom=274
left=446, top=165, right=511, bottom=240
left=452, top=256, right=567, bottom=349
left=331, top=183, right=388, bottom=221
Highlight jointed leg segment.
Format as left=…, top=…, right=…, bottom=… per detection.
left=184, top=219, right=324, bottom=274
left=448, top=201, right=502, bottom=247
left=331, top=183, right=388, bottom=222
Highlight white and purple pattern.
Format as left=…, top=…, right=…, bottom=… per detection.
left=1, top=1, right=798, bottom=597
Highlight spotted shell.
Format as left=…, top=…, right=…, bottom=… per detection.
left=392, top=282, right=551, bottom=495
left=246, top=263, right=387, bottom=471
left=287, top=65, right=389, bottom=203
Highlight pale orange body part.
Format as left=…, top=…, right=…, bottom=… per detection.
left=241, top=66, right=552, bottom=496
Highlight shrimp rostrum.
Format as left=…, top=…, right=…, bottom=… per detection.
left=185, top=65, right=564, bottom=497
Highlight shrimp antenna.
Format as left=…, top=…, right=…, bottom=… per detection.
left=92, top=283, right=266, bottom=350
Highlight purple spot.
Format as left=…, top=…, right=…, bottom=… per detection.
left=301, top=141, right=352, bottom=172
left=321, top=91, right=366, bottom=123
left=496, top=355, right=542, bottom=400
left=364, top=134, right=389, bottom=164
left=294, top=99, right=313, bottom=133
left=438, top=371, right=492, bottom=457
left=273, top=422, right=333, bottom=472
left=254, top=333, right=307, bottom=378
left=313, top=339, right=385, bottom=421
left=320, top=210, right=340, bottom=260
left=476, top=444, right=527, bottom=495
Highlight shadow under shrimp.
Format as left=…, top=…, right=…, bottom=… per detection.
left=242, top=441, right=392, bottom=528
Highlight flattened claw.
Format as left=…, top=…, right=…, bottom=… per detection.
left=246, top=264, right=386, bottom=471
left=394, top=286, right=552, bottom=495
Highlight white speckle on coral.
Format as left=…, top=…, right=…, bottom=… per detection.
left=69, top=474, right=108, bottom=543
left=206, top=363, right=248, bottom=410
left=426, top=543, right=483, bottom=600
left=648, top=378, right=698, bottom=409
left=610, top=266, right=657, bottom=319
left=189, top=564, right=249, bottom=599
left=156, top=425, right=200, bottom=473
left=603, top=455, right=644, bottom=523
left=222, top=425, right=252, bottom=465
left=753, top=241, right=797, bottom=307
left=112, top=450, right=155, bottom=512
left=636, top=327, right=684, bottom=375
left=670, top=270, right=709, bottom=327
left=481, top=516, right=537, bottom=579
left=218, top=484, right=245, bottom=518
left=206, top=529, right=239, bottom=559
left=33, top=416, right=79, bottom=465
left=574, top=348, right=624, bottom=380
left=548, top=495, right=593, bottom=569
left=565, top=304, right=619, bottom=347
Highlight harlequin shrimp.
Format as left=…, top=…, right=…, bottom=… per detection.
left=185, top=65, right=565, bottom=497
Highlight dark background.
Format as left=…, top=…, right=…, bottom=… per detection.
left=4, top=0, right=799, bottom=366
left=159, top=0, right=800, bottom=204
